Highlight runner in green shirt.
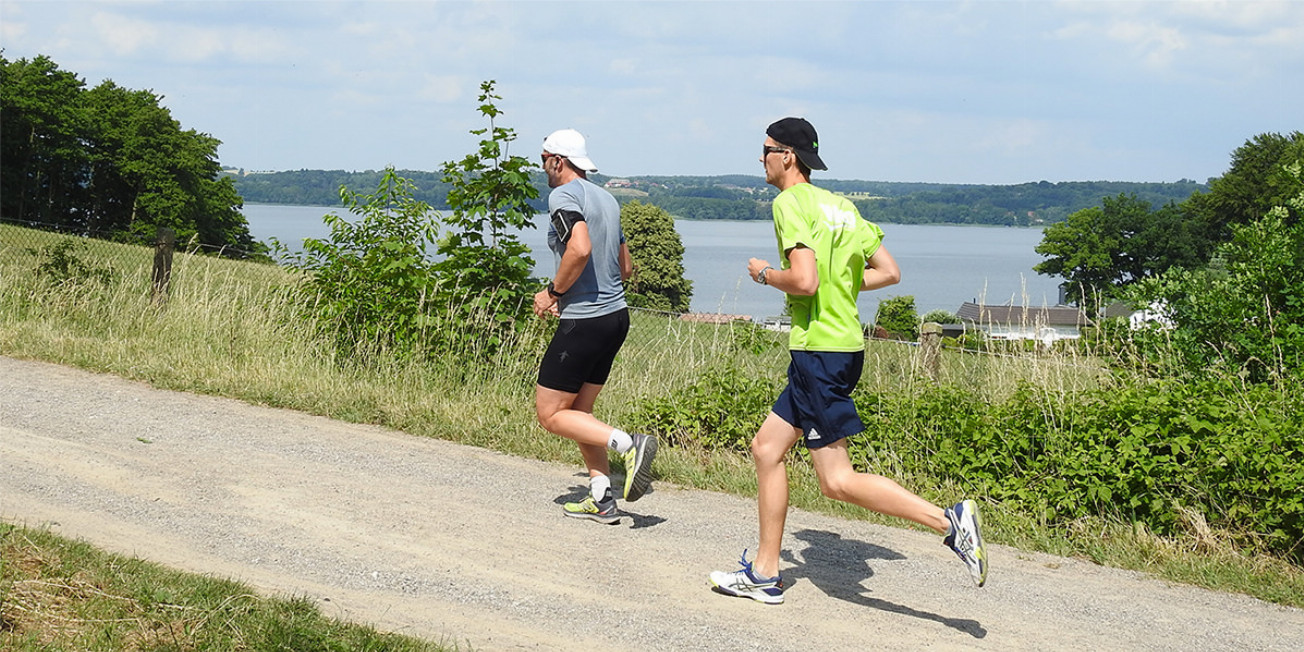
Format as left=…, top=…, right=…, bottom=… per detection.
left=709, top=118, right=988, bottom=604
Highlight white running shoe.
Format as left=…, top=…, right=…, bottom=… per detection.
left=944, top=499, right=988, bottom=587
left=709, top=550, right=785, bottom=604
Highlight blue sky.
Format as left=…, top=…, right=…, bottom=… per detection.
left=3, top=0, right=1301, bottom=184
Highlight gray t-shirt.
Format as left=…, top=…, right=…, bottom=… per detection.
left=546, top=178, right=627, bottom=319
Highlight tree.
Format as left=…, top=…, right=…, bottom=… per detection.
left=1034, top=194, right=1203, bottom=309
left=0, top=54, right=256, bottom=255
left=874, top=295, right=919, bottom=340
left=620, top=200, right=693, bottom=312
left=433, top=80, right=540, bottom=348
left=280, top=168, right=441, bottom=357
left=1130, top=162, right=1304, bottom=383
left=1185, top=131, right=1304, bottom=243
left=0, top=54, right=90, bottom=227
left=82, top=81, right=252, bottom=253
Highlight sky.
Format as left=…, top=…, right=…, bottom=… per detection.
left=2, top=0, right=1301, bottom=185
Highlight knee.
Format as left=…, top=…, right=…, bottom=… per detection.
left=750, top=437, right=786, bottom=467
left=535, top=407, right=559, bottom=434
left=818, top=471, right=854, bottom=502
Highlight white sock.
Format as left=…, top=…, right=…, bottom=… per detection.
left=607, top=428, right=633, bottom=454
left=590, top=475, right=613, bottom=503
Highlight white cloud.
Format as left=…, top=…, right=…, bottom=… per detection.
left=90, top=10, right=160, bottom=56
left=418, top=74, right=465, bottom=104
left=3, top=0, right=1298, bottom=181
left=1105, top=20, right=1188, bottom=69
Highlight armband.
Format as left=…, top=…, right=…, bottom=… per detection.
left=550, top=209, right=585, bottom=244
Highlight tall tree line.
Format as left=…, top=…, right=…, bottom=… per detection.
left=1035, top=131, right=1303, bottom=307
left=1, top=54, right=257, bottom=255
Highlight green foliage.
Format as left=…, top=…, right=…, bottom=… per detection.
left=621, top=200, right=693, bottom=312
left=727, top=321, right=785, bottom=356
left=624, top=366, right=780, bottom=452
left=433, top=81, right=540, bottom=350
left=0, top=54, right=259, bottom=257
left=874, top=295, right=919, bottom=340
left=26, top=238, right=115, bottom=288
left=920, top=309, right=960, bottom=324
left=1185, top=131, right=1304, bottom=243
left=865, top=376, right=1304, bottom=561
left=1035, top=194, right=1204, bottom=307
left=623, top=342, right=1304, bottom=561
left=279, top=168, right=441, bottom=357
left=1128, top=164, right=1304, bottom=383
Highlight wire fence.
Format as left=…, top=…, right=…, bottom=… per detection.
left=0, top=217, right=1106, bottom=383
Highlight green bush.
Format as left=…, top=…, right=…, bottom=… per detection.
left=625, top=365, right=779, bottom=452
left=630, top=359, right=1304, bottom=561
left=864, top=376, right=1304, bottom=560
left=434, top=80, right=539, bottom=352
left=278, top=169, right=441, bottom=358
left=28, top=238, right=115, bottom=288
left=874, top=295, right=918, bottom=340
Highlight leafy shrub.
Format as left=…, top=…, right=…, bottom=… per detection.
left=874, top=295, right=919, bottom=340
left=635, top=358, right=1304, bottom=561
left=433, top=80, right=539, bottom=352
left=625, top=365, right=780, bottom=451
left=278, top=169, right=440, bottom=358
left=277, top=81, right=540, bottom=360
left=727, top=321, right=784, bottom=356
left=28, top=238, right=115, bottom=288
left=856, top=376, right=1304, bottom=561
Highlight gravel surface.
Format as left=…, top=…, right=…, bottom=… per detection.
left=2, top=355, right=1302, bottom=651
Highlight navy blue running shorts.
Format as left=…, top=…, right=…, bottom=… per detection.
left=772, top=350, right=866, bottom=449
left=537, top=308, right=630, bottom=394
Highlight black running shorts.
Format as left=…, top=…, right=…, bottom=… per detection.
left=537, top=308, right=630, bottom=394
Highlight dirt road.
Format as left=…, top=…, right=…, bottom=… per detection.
left=2, top=356, right=1301, bottom=651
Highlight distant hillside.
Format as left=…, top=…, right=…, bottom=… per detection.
left=227, top=169, right=1206, bottom=226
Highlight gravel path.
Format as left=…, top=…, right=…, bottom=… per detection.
left=2, top=355, right=1301, bottom=651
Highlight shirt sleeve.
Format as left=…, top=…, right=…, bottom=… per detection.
left=772, top=192, right=816, bottom=265
left=862, top=220, right=885, bottom=260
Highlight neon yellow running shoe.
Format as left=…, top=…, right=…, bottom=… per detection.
left=563, top=496, right=621, bottom=525
left=622, top=433, right=658, bottom=502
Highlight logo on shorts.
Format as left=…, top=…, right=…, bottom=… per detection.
left=808, top=428, right=821, bottom=440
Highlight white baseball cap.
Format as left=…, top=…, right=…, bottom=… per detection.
left=542, top=128, right=598, bottom=173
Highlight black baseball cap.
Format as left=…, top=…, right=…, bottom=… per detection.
left=766, top=117, right=828, bottom=171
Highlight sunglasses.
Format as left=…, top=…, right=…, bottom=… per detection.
left=762, top=145, right=792, bottom=157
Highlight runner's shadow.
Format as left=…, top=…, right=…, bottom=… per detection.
left=553, top=486, right=666, bottom=529
left=781, top=529, right=986, bottom=639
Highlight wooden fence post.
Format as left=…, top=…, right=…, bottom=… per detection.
left=920, top=321, right=942, bottom=383
left=152, top=227, right=175, bottom=305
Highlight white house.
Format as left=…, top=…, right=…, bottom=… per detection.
left=955, top=301, right=1094, bottom=344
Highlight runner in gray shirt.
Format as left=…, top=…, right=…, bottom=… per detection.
left=532, top=128, right=658, bottom=525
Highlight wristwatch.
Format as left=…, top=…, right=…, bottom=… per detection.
left=547, top=281, right=566, bottom=298
left=757, top=266, right=773, bottom=285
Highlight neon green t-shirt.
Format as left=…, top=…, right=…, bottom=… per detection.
left=772, top=183, right=885, bottom=352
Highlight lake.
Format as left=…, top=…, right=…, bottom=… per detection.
left=241, top=203, right=1064, bottom=320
